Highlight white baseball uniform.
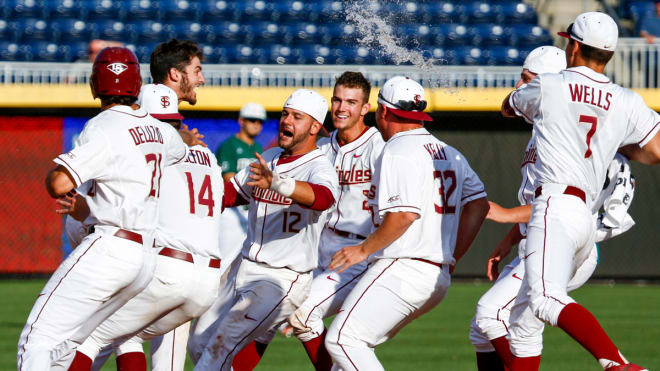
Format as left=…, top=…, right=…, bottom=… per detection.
left=469, top=150, right=636, bottom=353
left=325, top=127, right=487, bottom=370
left=74, top=144, right=224, bottom=365
left=17, top=105, right=187, bottom=370
left=193, top=147, right=339, bottom=370
left=506, top=66, right=660, bottom=357
left=291, top=127, right=385, bottom=343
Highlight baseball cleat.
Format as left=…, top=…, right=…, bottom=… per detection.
left=604, top=364, right=648, bottom=371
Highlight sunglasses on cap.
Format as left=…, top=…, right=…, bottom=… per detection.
left=378, top=92, right=428, bottom=112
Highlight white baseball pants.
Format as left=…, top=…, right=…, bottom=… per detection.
left=17, top=226, right=157, bottom=371
left=508, top=190, right=595, bottom=357
left=76, top=248, right=222, bottom=362
left=193, top=258, right=312, bottom=371
left=325, top=258, right=450, bottom=371
left=295, top=230, right=367, bottom=343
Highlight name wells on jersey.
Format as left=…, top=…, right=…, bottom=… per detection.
left=128, top=125, right=164, bottom=146
left=568, top=83, right=612, bottom=111
left=253, top=187, right=293, bottom=205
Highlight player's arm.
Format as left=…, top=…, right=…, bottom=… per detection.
left=45, top=165, right=77, bottom=198
left=178, top=124, right=206, bottom=147
left=487, top=201, right=531, bottom=224
left=247, top=153, right=334, bottom=210
left=329, top=211, right=419, bottom=273
left=486, top=224, right=523, bottom=281
left=501, top=91, right=517, bottom=117
left=222, top=172, right=235, bottom=182
left=451, top=197, right=489, bottom=273
left=619, top=134, right=660, bottom=164
left=55, top=191, right=90, bottom=221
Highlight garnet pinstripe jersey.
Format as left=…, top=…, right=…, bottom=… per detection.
left=510, top=66, right=660, bottom=201
left=54, top=105, right=187, bottom=234
left=230, top=147, right=339, bottom=273
left=155, top=145, right=224, bottom=258
left=370, top=128, right=486, bottom=265
left=317, top=127, right=385, bottom=237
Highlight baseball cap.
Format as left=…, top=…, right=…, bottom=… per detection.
left=557, top=12, right=618, bottom=52
left=239, top=102, right=267, bottom=121
left=137, top=83, right=183, bottom=120
left=523, top=46, right=567, bottom=74
left=377, top=76, right=433, bottom=122
left=283, top=89, right=328, bottom=124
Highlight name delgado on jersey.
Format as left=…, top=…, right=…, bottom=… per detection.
left=128, top=124, right=164, bottom=146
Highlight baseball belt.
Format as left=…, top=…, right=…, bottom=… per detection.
left=328, top=227, right=367, bottom=240
left=158, top=247, right=221, bottom=269
left=113, top=229, right=143, bottom=244
left=412, top=257, right=443, bottom=269
left=534, top=185, right=586, bottom=203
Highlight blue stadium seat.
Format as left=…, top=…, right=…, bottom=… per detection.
left=465, top=2, right=497, bottom=24
left=277, top=1, right=317, bottom=22
left=161, top=0, right=201, bottom=22
left=442, top=24, right=474, bottom=46
left=342, top=46, right=376, bottom=65
left=283, top=23, right=323, bottom=45
left=171, top=21, right=209, bottom=44
left=264, top=44, right=305, bottom=64
left=200, top=44, right=232, bottom=64
left=474, top=24, right=514, bottom=46
left=126, top=0, right=161, bottom=21
left=630, top=1, right=656, bottom=23
left=14, top=18, right=51, bottom=42
left=208, top=21, right=246, bottom=45
left=127, top=21, right=171, bottom=44
left=200, top=0, right=239, bottom=22
left=488, top=46, right=526, bottom=66
left=52, top=19, right=93, bottom=43
left=246, top=22, right=286, bottom=46
left=26, top=41, right=67, bottom=62
left=298, top=44, right=341, bottom=64
left=61, top=41, right=89, bottom=61
left=430, top=47, right=458, bottom=65
left=495, top=2, right=537, bottom=24
left=6, top=0, right=47, bottom=19
left=514, top=24, right=553, bottom=48
left=319, top=23, right=356, bottom=46
left=233, top=44, right=264, bottom=64
left=47, top=0, right=85, bottom=19
left=426, top=2, right=466, bottom=24
left=397, top=24, right=434, bottom=46
left=91, top=20, right=131, bottom=42
left=319, top=1, right=344, bottom=24
left=383, top=2, right=428, bottom=23
left=0, top=41, right=27, bottom=61
left=0, top=20, right=12, bottom=42
left=85, top=0, right=124, bottom=21
left=132, top=42, right=159, bottom=63
left=238, top=1, right=279, bottom=22
left=454, top=46, right=488, bottom=65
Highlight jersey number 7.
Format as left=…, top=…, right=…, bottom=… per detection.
left=578, top=115, right=597, bottom=158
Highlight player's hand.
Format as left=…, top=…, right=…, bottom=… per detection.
left=247, top=153, right=273, bottom=189
left=179, top=124, right=207, bottom=147
left=486, top=201, right=510, bottom=223
left=330, top=244, right=368, bottom=273
left=55, top=191, right=90, bottom=222
left=486, top=240, right=513, bottom=281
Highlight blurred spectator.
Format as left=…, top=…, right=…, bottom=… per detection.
left=88, top=39, right=124, bottom=61
left=639, top=1, right=660, bottom=43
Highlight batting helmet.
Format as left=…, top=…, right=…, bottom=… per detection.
left=90, top=47, right=142, bottom=99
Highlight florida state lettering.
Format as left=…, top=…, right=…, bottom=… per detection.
left=252, top=187, right=293, bottom=205
left=568, top=83, right=612, bottom=111
left=336, top=165, right=371, bottom=185
left=521, top=145, right=537, bottom=167
left=128, top=125, right=164, bottom=146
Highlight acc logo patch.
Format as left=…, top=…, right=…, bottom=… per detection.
left=160, top=95, right=170, bottom=108
left=107, top=62, right=128, bottom=75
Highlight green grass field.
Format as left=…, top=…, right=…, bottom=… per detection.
left=3, top=279, right=659, bottom=370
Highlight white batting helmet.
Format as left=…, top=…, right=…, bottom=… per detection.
left=522, top=46, right=566, bottom=75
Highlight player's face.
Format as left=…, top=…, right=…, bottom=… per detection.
left=279, top=108, right=319, bottom=152
left=239, top=117, right=263, bottom=139
left=515, top=69, right=537, bottom=89
left=178, top=56, right=205, bottom=105
left=331, top=85, right=370, bottom=131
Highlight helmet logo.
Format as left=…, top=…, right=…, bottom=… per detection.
left=107, top=62, right=128, bottom=75
left=160, top=95, right=170, bottom=108
left=414, top=94, right=422, bottom=104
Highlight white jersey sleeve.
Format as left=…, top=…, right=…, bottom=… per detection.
left=509, top=77, right=542, bottom=125
left=377, top=151, right=423, bottom=216
left=160, top=124, right=188, bottom=166
left=54, top=124, right=112, bottom=187
left=230, top=165, right=254, bottom=202
left=621, top=92, right=660, bottom=148
left=460, top=153, right=488, bottom=206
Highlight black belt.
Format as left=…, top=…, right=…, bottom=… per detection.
left=328, top=227, right=367, bottom=240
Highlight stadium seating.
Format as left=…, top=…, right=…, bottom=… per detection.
left=0, top=0, right=552, bottom=65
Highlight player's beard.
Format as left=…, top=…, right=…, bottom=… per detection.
left=180, top=74, right=197, bottom=105
left=278, top=127, right=306, bottom=152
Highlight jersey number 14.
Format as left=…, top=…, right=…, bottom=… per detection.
left=185, top=172, right=215, bottom=217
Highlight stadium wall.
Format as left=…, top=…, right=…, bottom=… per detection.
left=2, top=108, right=659, bottom=278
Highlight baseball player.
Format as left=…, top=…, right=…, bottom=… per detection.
left=65, top=84, right=224, bottom=371
left=324, top=76, right=490, bottom=370
left=231, top=72, right=385, bottom=371
left=17, top=47, right=189, bottom=370
left=216, top=102, right=267, bottom=275
left=501, top=12, right=660, bottom=370
left=192, top=89, right=339, bottom=370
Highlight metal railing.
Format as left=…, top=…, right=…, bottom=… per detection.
left=1, top=38, right=658, bottom=89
